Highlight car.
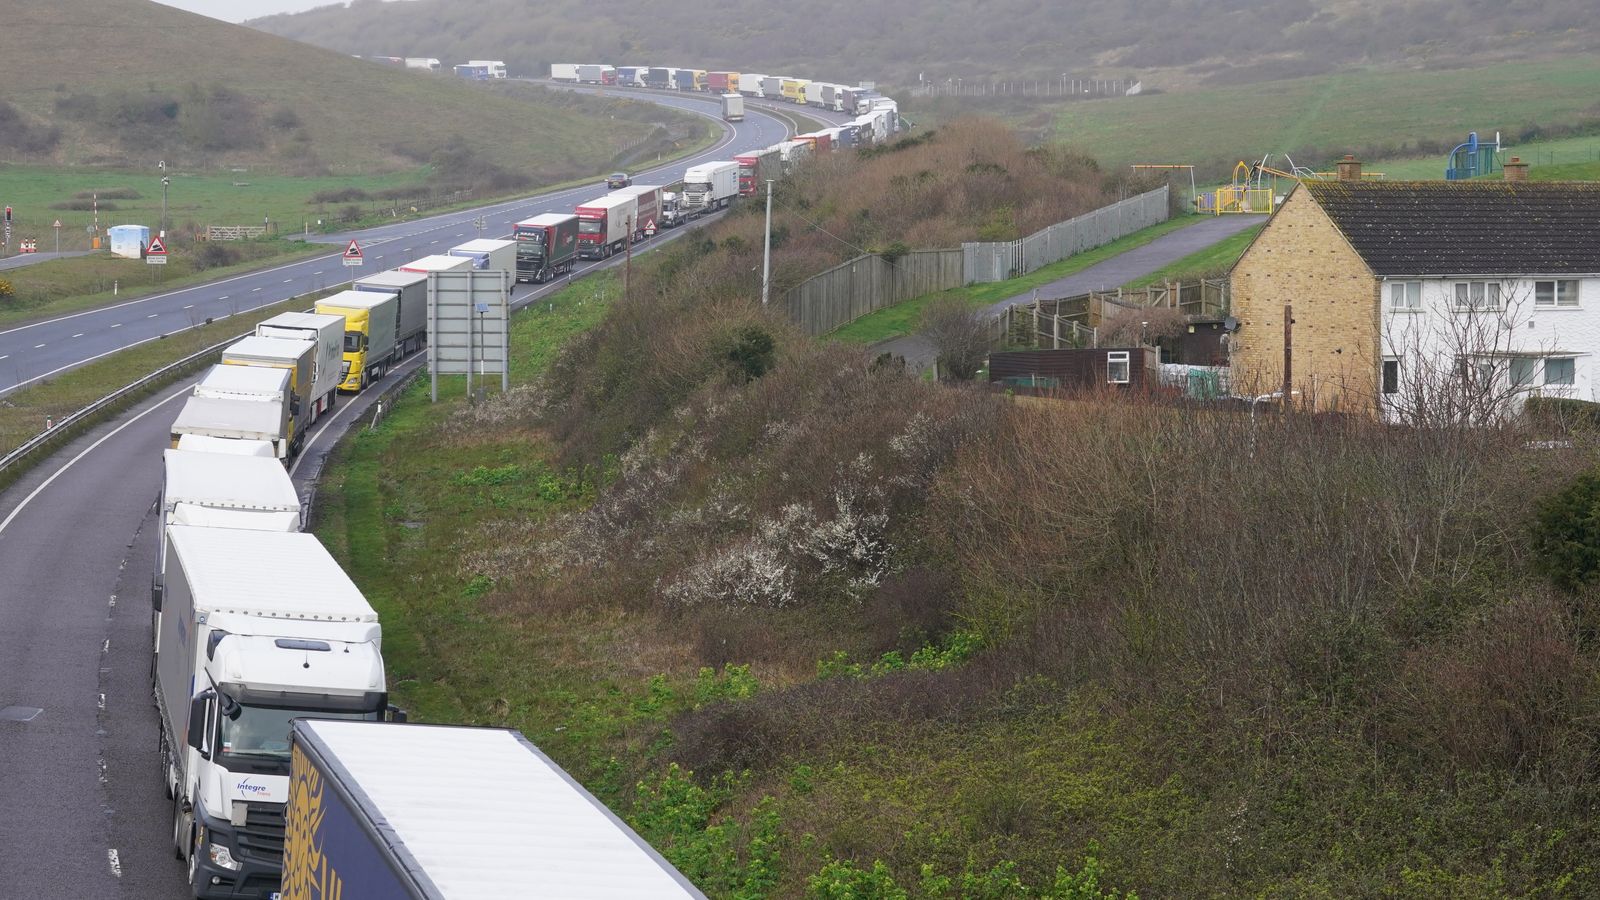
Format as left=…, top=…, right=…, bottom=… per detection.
left=606, top=172, right=632, bottom=189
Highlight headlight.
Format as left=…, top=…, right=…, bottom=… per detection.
left=208, top=841, right=243, bottom=871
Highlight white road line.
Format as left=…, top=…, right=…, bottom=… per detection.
left=71, top=333, right=83, bottom=338
left=110, top=323, right=121, bottom=328
left=218, top=296, right=229, bottom=300
left=107, top=849, right=122, bottom=878
left=251, top=287, right=262, bottom=292
left=183, top=304, right=194, bottom=309
left=0, top=356, right=7, bottom=361
left=0, top=384, right=191, bottom=536
left=283, top=278, right=293, bottom=283
left=33, top=343, right=44, bottom=349
left=146, top=313, right=158, bottom=319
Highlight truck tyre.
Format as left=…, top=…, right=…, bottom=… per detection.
left=172, top=796, right=189, bottom=860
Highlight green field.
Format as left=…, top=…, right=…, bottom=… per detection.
left=1370, top=132, right=1600, bottom=180
left=1051, top=57, right=1600, bottom=175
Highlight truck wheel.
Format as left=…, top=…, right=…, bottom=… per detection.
left=171, top=796, right=189, bottom=860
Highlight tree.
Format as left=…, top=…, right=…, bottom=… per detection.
left=920, top=297, right=990, bottom=381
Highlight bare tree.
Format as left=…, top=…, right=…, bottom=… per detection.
left=1096, top=301, right=1186, bottom=348
left=920, top=297, right=991, bottom=381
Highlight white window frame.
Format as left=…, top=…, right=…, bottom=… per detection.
left=1534, top=279, right=1580, bottom=308
left=1452, top=280, right=1502, bottom=311
left=1106, top=351, right=1130, bottom=384
left=1388, top=280, right=1421, bottom=311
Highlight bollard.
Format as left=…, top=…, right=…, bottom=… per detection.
left=113, top=280, right=119, bottom=296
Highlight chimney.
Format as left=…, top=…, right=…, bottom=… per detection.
left=1336, top=155, right=1362, bottom=181
left=1504, top=156, right=1528, bottom=182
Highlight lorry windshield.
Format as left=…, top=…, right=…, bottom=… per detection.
left=343, top=331, right=363, bottom=353
left=218, top=703, right=376, bottom=773
left=578, top=219, right=603, bottom=234
left=517, top=245, right=544, bottom=260
left=684, top=182, right=711, bottom=193
left=517, top=231, right=545, bottom=244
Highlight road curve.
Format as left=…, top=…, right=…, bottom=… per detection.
left=0, top=90, right=794, bottom=397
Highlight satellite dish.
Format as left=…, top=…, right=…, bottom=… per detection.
left=1223, top=315, right=1239, bottom=333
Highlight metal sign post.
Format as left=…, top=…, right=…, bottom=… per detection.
left=427, top=269, right=510, bottom=401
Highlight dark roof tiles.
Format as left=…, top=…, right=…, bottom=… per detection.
left=1301, top=180, right=1600, bottom=276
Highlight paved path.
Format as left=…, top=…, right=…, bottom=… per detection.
left=0, top=250, right=92, bottom=271
left=873, top=215, right=1266, bottom=369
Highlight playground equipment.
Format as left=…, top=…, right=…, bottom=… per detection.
left=1131, top=164, right=1198, bottom=209
left=1196, top=153, right=1386, bottom=215
left=1446, top=131, right=1502, bottom=180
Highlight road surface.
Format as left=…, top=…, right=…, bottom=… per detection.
left=0, top=250, right=94, bottom=271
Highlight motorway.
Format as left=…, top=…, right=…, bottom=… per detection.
left=0, top=86, right=811, bottom=898
left=0, top=87, right=832, bottom=397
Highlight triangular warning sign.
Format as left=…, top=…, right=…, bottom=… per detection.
left=344, top=239, right=363, bottom=259
left=146, top=236, right=167, bottom=255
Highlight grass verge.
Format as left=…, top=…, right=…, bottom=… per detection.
left=829, top=214, right=1203, bottom=344
left=1121, top=223, right=1261, bottom=289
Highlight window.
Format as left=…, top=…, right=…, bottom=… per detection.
left=1545, top=357, right=1576, bottom=386
left=1453, top=281, right=1501, bottom=310
left=1106, top=351, right=1130, bottom=384
left=1535, top=280, right=1580, bottom=307
left=1509, top=357, right=1537, bottom=388
left=1382, top=359, right=1399, bottom=394
left=1389, top=281, right=1421, bottom=310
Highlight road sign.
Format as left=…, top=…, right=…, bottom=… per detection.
left=53, top=219, right=61, bottom=229
left=20, top=239, right=36, bottom=254
left=343, top=239, right=364, bottom=267
left=146, top=235, right=168, bottom=265
left=644, top=218, right=657, bottom=237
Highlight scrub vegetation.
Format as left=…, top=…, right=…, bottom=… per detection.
left=317, top=121, right=1600, bottom=897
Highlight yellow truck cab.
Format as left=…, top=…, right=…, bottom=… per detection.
left=316, top=289, right=400, bottom=392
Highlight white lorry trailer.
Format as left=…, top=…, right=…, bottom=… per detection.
left=550, top=63, right=579, bottom=82
left=721, top=92, right=744, bottom=122
left=170, top=395, right=291, bottom=460
left=681, top=161, right=741, bottom=213
left=283, top=721, right=705, bottom=899
left=254, top=312, right=344, bottom=421
left=448, top=238, right=517, bottom=273
left=353, top=269, right=429, bottom=359
left=221, top=336, right=319, bottom=457
left=155, top=526, right=396, bottom=899
left=738, top=73, right=767, bottom=96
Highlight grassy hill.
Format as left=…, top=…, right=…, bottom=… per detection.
left=0, top=0, right=683, bottom=181
left=250, top=0, right=1598, bottom=89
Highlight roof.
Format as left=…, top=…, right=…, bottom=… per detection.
left=166, top=526, right=376, bottom=621
left=171, top=395, right=283, bottom=439
left=399, top=254, right=472, bottom=273
left=224, top=335, right=314, bottom=363
left=1300, top=180, right=1600, bottom=276
left=356, top=269, right=428, bottom=290
left=163, top=449, right=300, bottom=512
left=296, top=721, right=705, bottom=899
left=316, top=290, right=395, bottom=312
left=450, top=238, right=515, bottom=253
left=197, top=363, right=289, bottom=395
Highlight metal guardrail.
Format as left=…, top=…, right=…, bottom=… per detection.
left=0, top=329, right=252, bottom=481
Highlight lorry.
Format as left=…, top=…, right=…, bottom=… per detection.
left=660, top=191, right=685, bottom=228
left=192, top=363, right=291, bottom=408
left=254, top=312, right=344, bottom=421
left=512, top=213, right=580, bottom=283
left=353, top=269, right=429, bottom=359
left=170, top=395, right=292, bottom=460
left=221, top=336, right=319, bottom=454
left=804, top=81, right=828, bottom=107
left=315, top=289, right=400, bottom=392
left=735, top=147, right=782, bottom=196
left=739, top=73, right=767, bottom=96
left=465, top=59, right=507, bottom=78
left=646, top=67, right=674, bottom=89
left=449, top=237, right=517, bottom=273
left=550, top=63, right=579, bottom=82
left=403, top=57, right=440, bottom=72
left=175, top=434, right=278, bottom=458
left=781, top=78, right=809, bottom=103
left=156, top=526, right=395, bottom=900
left=778, top=139, right=812, bottom=169
left=681, top=162, right=740, bottom=213
left=674, top=68, right=707, bottom=91
left=761, top=75, right=784, bottom=99
left=152, top=449, right=303, bottom=642
left=616, top=65, right=647, bottom=86
left=575, top=193, right=637, bottom=259
left=721, top=92, right=744, bottom=122
left=708, top=70, right=740, bottom=93
left=283, top=720, right=705, bottom=899
left=577, top=64, right=616, bottom=85
left=612, top=184, right=663, bottom=238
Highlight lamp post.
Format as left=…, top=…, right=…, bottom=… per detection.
left=158, top=160, right=168, bottom=239
left=761, top=180, right=774, bottom=306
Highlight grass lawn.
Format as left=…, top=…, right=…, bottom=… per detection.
left=1050, top=57, right=1600, bottom=173
left=1122, top=224, right=1262, bottom=289
left=829, top=214, right=1204, bottom=344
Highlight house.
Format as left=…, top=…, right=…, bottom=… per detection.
left=1228, top=157, right=1600, bottom=420
left=988, top=347, right=1159, bottom=395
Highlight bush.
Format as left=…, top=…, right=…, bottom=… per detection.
left=1531, top=470, right=1600, bottom=591
left=193, top=241, right=241, bottom=271
left=919, top=296, right=989, bottom=381
left=0, top=278, right=14, bottom=301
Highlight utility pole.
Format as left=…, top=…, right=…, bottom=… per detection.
left=761, top=179, right=774, bottom=306
left=623, top=215, right=633, bottom=301
left=1282, top=303, right=1294, bottom=410
left=159, top=160, right=169, bottom=239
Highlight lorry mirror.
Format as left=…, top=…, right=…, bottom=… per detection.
left=187, top=692, right=212, bottom=756
left=206, top=629, right=229, bottom=661
left=386, top=704, right=408, bottom=724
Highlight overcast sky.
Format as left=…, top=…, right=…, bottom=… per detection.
left=153, top=0, right=371, bottom=23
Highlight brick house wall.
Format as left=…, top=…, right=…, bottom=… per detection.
left=1229, top=187, right=1381, bottom=413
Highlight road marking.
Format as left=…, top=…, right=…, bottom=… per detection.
left=107, top=849, right=121, bottom=878
left=251, top=287, right=262, bottom=292
left=283, top=278, right=293, bottom=283
left=430, top=240, right=439, bottom=245
left=183, top=304, right=194, bottom=309
left=313, top=271, right=324, bottom=276
left=0, top=356, right=7, bottom=361
left=33, top=343, right=44, bottom=349
left=71, top=333, right=83, bottom=338
left=110, top=323, right=121, bottom=328
left=0, top=384, right=191, bottom=536
left=146, top=313, right=158, bottom=318
left=218, top=295, right=229, bottom=300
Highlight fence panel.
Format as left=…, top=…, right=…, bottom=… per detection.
left=961, top=186, right=1170, bottom=284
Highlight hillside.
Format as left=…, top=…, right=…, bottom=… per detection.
left=250, top=0, right=1599, bottom=89
left=0, top=0, right=683, bottom=182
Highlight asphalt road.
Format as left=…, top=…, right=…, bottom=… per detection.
left=0, top=250, right=94, bottom=271
left=0, top=89, right=799, bottom=397
left=0, top=193, right=732, bottom=897
left=873, top=215, right=1267, bottom=368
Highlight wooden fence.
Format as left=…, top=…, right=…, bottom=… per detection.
left=998, top=278, right=1230, bottom=349
left=785, top=249, right=964, bottom=336
left=205, top=225, right=269, bottom=241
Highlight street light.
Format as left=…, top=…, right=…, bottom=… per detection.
left=159, top=160, right=169, bottom=239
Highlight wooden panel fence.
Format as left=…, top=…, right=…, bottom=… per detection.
left=784, top=249, right=964, bottom=336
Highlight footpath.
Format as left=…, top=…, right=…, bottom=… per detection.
left=0, top=251, right=92, bottom=272
left=873, top=215, right=1264, bottom=369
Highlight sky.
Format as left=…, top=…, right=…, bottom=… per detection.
left=152, top=0, right=373, bottom=23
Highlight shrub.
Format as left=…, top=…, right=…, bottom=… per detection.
left=0, top=277, right=14, bottom=301
left=720, top=324, right=776, bottom=383
left=1531, top=470, right=1600, bottom=591
left=193, top=241, right=241, bottom=271
left=919, top=296, right=990, bottom=381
